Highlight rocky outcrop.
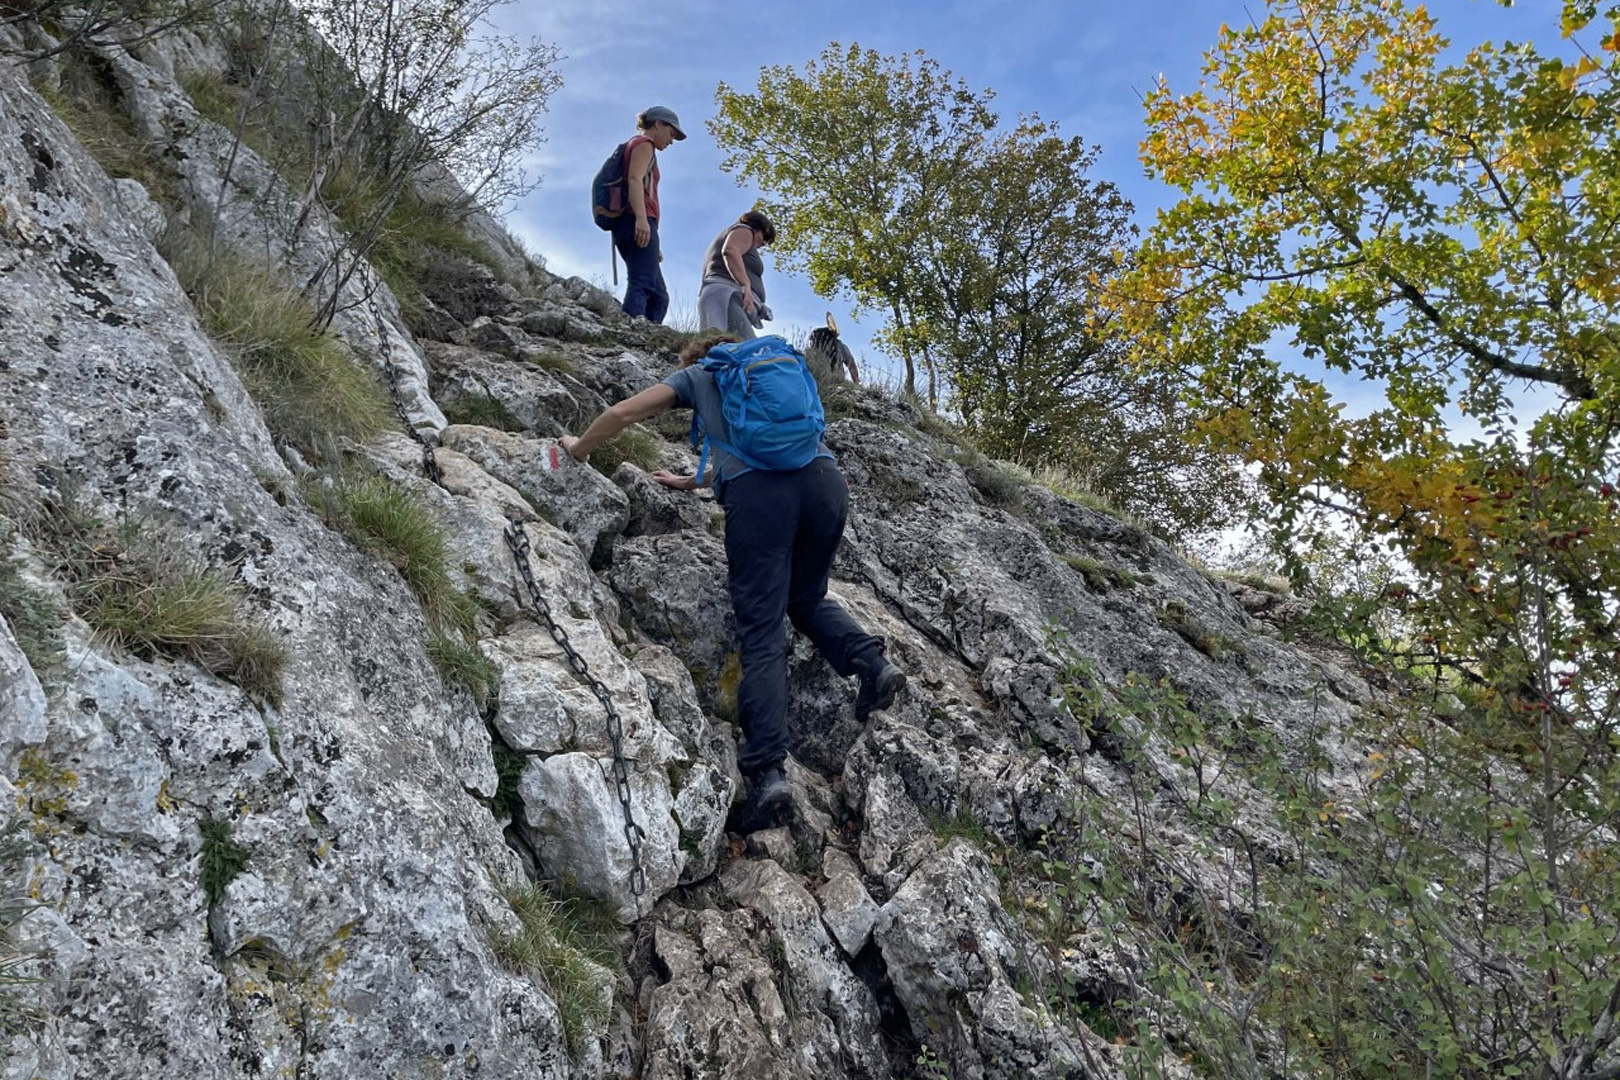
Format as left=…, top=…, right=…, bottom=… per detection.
left=1, top=18, right=1375, bottom=1080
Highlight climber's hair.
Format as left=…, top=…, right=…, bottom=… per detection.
left=679, top=333, right=739, bottom=365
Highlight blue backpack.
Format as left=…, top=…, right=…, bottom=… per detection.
left=691, top=336, right=826, bottom=484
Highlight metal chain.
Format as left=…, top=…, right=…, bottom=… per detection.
left=361, top=270, right=442, bottom=485
left=503, top=520, right=647, bottom=896
left=359, top=267, right=646, bottom=897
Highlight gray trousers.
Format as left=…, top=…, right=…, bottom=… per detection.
left=697, top=280, right=757, bottom=339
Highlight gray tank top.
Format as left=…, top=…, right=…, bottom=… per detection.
left=701, top=224, right=763, bottom=287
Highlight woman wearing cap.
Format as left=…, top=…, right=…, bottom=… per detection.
left=697, top=210, right=776, bottom=340
left=615, top=106, right=686, bottom=324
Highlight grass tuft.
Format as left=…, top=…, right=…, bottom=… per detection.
left=1060, top=553, right=1140, bottom=593
left=442, top=394, right=525, bottom=432
left=960, top=456, right=1026, bottom=511
left=1028, top=462, right=1163, bottom=536
left=321, top=167, right=502, bottom=318
left=223, top=623, right=292, bottom=704
left=0, top=533, right=66, bottom=678
left=1, top=818, right=46, bottom=1038
left=427, top=631, right=499, bottom=708
left=329, top=474, right=455, bottom=603
left=929, top=805, right=995, bottom=848
left=32, top=48, right=176, bottom=206
left=588, top=425, right=661, bottom=477
left=490, top=883, right=617, bottom=1052
left=163, top=229, right=394, bottom=454
left=526, top=350, right=575, bottom=373
left=915, top=406, right=975, bottom=451
left=39, top=506, right=287, bottom=704
left=305, top=470, right=490, bottom=699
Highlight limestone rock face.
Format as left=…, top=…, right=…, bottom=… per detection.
left=1, top=613, right=47, bottom=769
left=721, top=857, right=892, bottom=1077
left=1, top=56, right=570, bottom=1079
left=638, top=907, right=798, bottom=1080
left=876, top=841, right=1091, bottom=1079
left=2, top=19, right=1378, bottom=1080
left=440, top=424, right=630, bottom=563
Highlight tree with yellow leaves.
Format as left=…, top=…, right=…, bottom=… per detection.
left=1101, top=1, right=1620, bottom=1075
left=1120, top=0, right=1618, bottom=722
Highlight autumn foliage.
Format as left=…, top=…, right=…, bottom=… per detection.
left=1104, top=0, right=1620, bottom=1074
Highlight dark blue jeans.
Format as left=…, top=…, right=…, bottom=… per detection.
left=722, top=460, right=884, bottom=776
left=612, top=216, right=668, bottom=324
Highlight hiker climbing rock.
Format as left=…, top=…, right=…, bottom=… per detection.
left=604, top=105, right=684, bottom=324
left=697, top=210, right=776, bottom=339
left=560, top=333, right=906, bottom=831
left=805, top=313, right=861, bottom=384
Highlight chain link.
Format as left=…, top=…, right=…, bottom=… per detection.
left=361, top=267, right=646, bottom=897
left=503, top=520, right=647, bottom=896
left=362, top=269, right=442, bottom=485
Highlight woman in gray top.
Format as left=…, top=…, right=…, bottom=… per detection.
left=697, top=211, right=776, bottom=339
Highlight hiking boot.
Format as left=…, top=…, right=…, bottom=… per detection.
left=855, top=660, right=907, bottom=721
left=741, top=766, right=791, bottom=832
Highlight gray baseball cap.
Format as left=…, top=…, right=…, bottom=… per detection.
left=642, top=105, right=687, bottom=140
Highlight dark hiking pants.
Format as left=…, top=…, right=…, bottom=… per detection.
left=722, top=459, right=884, bottom=777
left=611, top=216, right=669, bottom=324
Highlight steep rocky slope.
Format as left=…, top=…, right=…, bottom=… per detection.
left=1, top=25, right=1375, bottom=1080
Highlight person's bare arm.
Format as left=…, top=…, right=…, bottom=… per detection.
left=722, top=226, right=755, bottom=313
left=561, top=384, right=678, bottom=461
left=651, top=468, right=715, bottom=491
left=626, top=141, right=655, bottom=248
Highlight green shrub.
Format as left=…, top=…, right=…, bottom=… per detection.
left=1034, top=650, right=1620, bottom=1080
left=490, top=883, right=616, bottom=1053
left=163, top=231, right=394, bottom=453
left=199, top=816, right=251, bottom=907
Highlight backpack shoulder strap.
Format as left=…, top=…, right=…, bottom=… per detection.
left=624, top=136, right=656, bottom=183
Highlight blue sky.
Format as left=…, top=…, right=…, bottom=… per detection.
left=490, top=0, right=1562, bottom=384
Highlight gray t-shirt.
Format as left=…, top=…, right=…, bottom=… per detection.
left=662, top=365, right=832, bottom=487
left=701, top=224, right=765, bottom=298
